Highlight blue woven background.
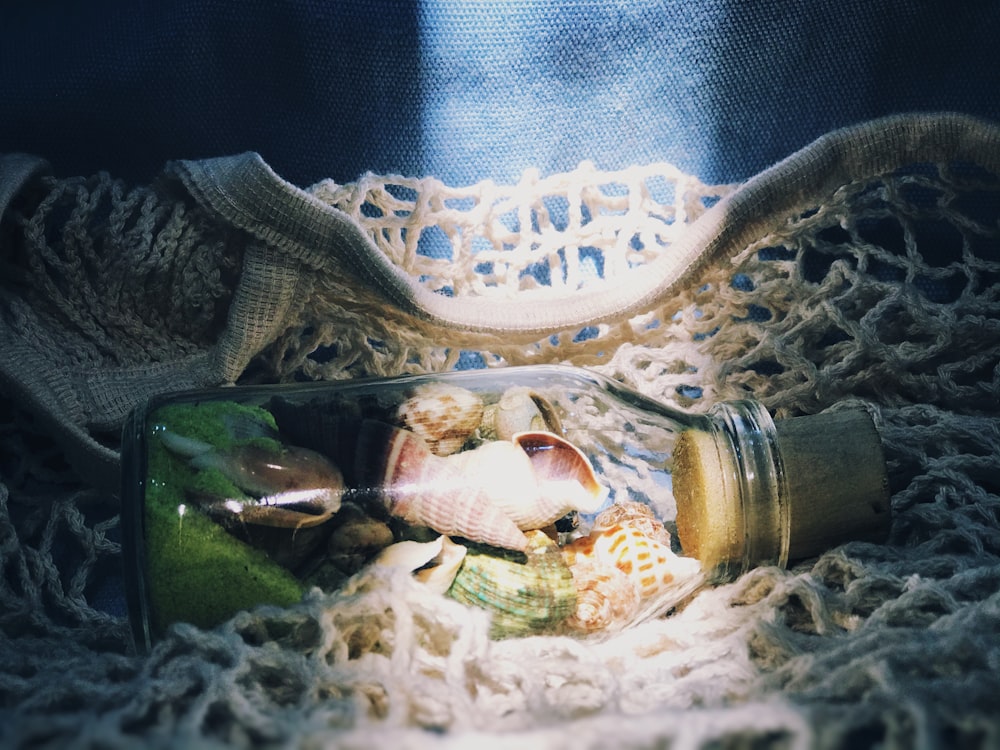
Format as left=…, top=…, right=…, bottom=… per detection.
left=3, top=1, right=999, bottom=186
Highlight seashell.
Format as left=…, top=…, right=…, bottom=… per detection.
left=154, top=405, right=343, bottom=571
left=186, top=443, right=344, bottom=529
left=355, top=420, right=530, bottom=551
left=481, top=387, right=563, bottom=440
left=447, top=440, right=551, bottom=529
left=397, top=382, right=485, bottom=456
left=563, top=559, right=642, bottom=633
left=415, top=536, right=468, bottom=594
left=512, top=431, right=609, bottom=513
left=562, top=522, right=683, bottom=600
left=448, top=432, right=608, bottom=531
left=375, top=535, right=468, bottom=595
left=592, top=501, right=672, bottom=548
left=447, top=530, right=577, bottom=637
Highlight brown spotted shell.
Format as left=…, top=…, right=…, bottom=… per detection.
left=592, top=500, right=672, bottom=547
left=562, top=522, right=680, bottom=600
left=397, top=382, right=484, bottom=456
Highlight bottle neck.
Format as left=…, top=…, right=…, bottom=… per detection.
left=671, top=400, right=789, bottom=581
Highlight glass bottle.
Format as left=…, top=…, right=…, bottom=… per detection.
left=120, top=365, right=891, bottom=652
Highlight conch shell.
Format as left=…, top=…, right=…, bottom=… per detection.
left=356, top=420, right=530, bottom=551
left=447, top=530, right=577, bottom=637
left=513, top=431, right=609, bottom=515
left=397, top=382, right=484, bottom=456
left=564, top=559, right=641, bottom=633
left=358, top=419, right=610, bottom=551
left=450, top=433, right=607, bottom=531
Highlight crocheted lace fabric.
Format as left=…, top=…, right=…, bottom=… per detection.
left=2, top=113, right=999, bottom=748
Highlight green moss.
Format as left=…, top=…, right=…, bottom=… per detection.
left=153, top=400, right=279, bottom=450
left=142, top=401, right=306, bottom=637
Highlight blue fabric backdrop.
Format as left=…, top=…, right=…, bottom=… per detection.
left=2, top=1, right=999, bottom=185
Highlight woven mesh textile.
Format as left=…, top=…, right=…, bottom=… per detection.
left=1, top=114, right=999, bottom=748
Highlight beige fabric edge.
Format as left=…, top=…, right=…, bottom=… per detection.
left=169, top=112, right=1000, bottom=340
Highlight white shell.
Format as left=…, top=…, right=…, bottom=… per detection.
left=374, top=535, right=468, bottom=595
left=449, top=433, right=608, bottom=531
left=361, top=421, right=529, bottom=551
left=482, top=387, right=563, bottom=440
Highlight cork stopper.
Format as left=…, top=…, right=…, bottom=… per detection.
left=673, top=406, right=891, bottom=574
left=774, top=409, right=892, bottom=560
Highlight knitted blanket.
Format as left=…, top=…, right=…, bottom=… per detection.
left=1, top=113, right=998, bottom=748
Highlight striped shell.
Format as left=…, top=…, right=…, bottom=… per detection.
left=563, top=522, right=680, bottom=600
left=447, top=530, right=577, bottom=638
left=564, top=560, right=641, bottom=633
left=397, top=382, right=484, bottom=456
left=592, top=501, right=672, bottom=548
left=449, top=433, right=607, bottom=531
left=356, top=420, right=530, bottom=551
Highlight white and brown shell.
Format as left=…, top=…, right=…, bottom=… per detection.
left=447, top=433, right=607, bottom=531
left=562, top=521, right=681, bottom=600
left=513, top=430, right=609, bottom=517
left=563, top=559, right=641, bottom=633
left=592, top=500, right=672, bottom=548
left=181, top=442, right=345, bottom=530
left=396, top=382, right=484, bottom=456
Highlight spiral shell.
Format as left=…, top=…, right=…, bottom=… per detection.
left=564, top=560, right=642, bottom=633
left=448, top=434, right=607, bottom=531
left=481, top=387, right=563, bottom=440
left=563, top=522, right=680, bottom=599
left=356, top=420, right=529, bottom=551
left=447, top=530, right=577, bottom=637
left=397, top=382, right=484, bottom=456
left=592, top=501, right=672, bottom=548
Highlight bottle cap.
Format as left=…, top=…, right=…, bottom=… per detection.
left=773, top=408, right=892, bottom=561
left=673, top=406, right=891, bottom=575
